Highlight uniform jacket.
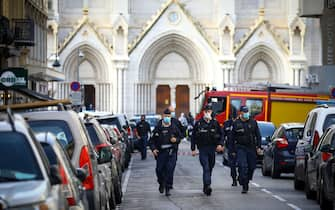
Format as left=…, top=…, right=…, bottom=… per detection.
left=136, top=120, right=151, bottom=137
left=149, top=121, right=181, bottom=151
left=230, top=118, right=261, bottom=149
left=191, top=118, right=223, bottom=151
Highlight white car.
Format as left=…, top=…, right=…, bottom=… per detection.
left=0, top=111, right=66, bottom=210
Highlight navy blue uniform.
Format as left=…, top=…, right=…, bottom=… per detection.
left=136, top=120, right=151, bottom=159
left=191, top=118, right=223, bottom=193
left=150, top=122, right=181, bottom=191
left=230, top=118, right=261, bottom=191
left=223, top=119, right=237, bottom=182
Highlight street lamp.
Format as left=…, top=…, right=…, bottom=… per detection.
left=77, top=48, right=84, bottom=109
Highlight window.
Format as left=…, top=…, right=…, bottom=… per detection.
left=230, top=99, right=241, bottom=113
left=0, top=132, right=43, bottom=181
left=246, top=99, right=263, bottom=117
left=285, top=128, right=304, bottom=142
left=85, top=123, right=103, bottom=146
left=323, top=114, right=335, bottom=132
left=209, top=97, right=226, bottom=115
left=28, top=120, right=75, bottom=158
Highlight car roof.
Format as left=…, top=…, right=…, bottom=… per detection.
left=280, top=122, right=304, bottom=129
left=257, top=121, right=275, bottom=126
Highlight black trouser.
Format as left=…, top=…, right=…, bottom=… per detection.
left=199, top=145, right=216, bottom=186
left=156, top=149, right=177, bottom=188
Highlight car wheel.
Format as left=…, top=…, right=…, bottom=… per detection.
left=320, top=176, right=333, bottom=210
left=262, top=158, right=270, bottom=176
left=271, top=158, right=280, bottom=179
left=305, top=168, right=316, bottom=199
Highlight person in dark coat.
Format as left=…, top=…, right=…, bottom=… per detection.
left=149, top=108, right=182, bottom=196
left=136, top=114, right=151, bottom=160
left=230, top=106, right=261, bottom=194
left=191, top=104, right=224, bottom=196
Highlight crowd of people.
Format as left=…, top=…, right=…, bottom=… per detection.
left=135, top=104, right=261, bottom=197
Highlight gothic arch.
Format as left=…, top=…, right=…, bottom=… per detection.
left=138, top=33, right=205, bottom=83
left=237, top=44, right=284, bottom=83
left=62, top=44, right=109, bottom=83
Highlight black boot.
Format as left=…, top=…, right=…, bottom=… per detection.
left=165, top=187, right=171, bottom=196
left=232, top=179, right=237, bottom=187
left=241, top=184, right=248, bottom=194
left=203, top=185, right=212, bottom=196
left=159, top=184, right=165, bottom=194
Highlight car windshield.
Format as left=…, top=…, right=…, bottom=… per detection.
left=98, top=117, right=122, bottom=131
left=258, top=123, right=276, bottom=145
left=0, top=132, right=43, bottom=182
left=323, top=114, right=335, bottom=132
left=258, top=123, right=276, bottom=138
left=285, top=128, right=304, bottom=142
left=28, top=120, right=75, bottom=158
left=147, top=118, right=160, bottom=127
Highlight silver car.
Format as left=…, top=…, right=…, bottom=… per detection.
left=0, top=111, right=66, bottom=210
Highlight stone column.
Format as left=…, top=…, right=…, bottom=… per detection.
left=114, top=59, right=128, bottom=113
left=170, top=85, right=176, bottom=109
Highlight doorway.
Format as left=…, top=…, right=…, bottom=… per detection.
left=156, top=85, right=170, bottom=114
left=84, top=85, right=95, bottom=110
left=176, top=85, right=189, bottom=118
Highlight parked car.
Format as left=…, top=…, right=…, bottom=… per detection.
left=294, top=104, right=335, bottom=191
left=83, top=116, right=122, bottom=206
left=94, top=114, right=132, bottom=167
left=0, top=111, right=66, bottom=210
left=35, top=132, right=89, bottom=209
left=317, top=126, right=335, bottom=210
left=129, top=114, right=161, bottom=131
left=304, top=124, right=335, bottom=204
left=262, top=123, right=304, bottom=178
left=102, top=124, right=125, bottom=175
left=257, top=121, right=276, bottom=163
left=23, top=110, right=104, bottom=210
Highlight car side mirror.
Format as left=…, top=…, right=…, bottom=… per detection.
left=123, top=125, right=128, bottom=130
left=304, top=144, right=313, bottom=153
left=76, top=168, right=87, bottom=182
left=110, top=138, right=117, bottom=145
left=50, top=165, right=62, bottom=185
left=97, top=146, right=113, bottom=164
left=320, top=144, right=335, bottom=153
left=266, top=136, right=271, bottom=142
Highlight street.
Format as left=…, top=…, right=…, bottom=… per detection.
left=120, top=140, right=319, bottom=210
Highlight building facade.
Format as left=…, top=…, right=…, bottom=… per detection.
left=53, top=0, right=322, bottom=116
left=0, top=0, right=62, bottom=105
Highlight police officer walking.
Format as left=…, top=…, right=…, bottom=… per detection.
left=230, top=106, right=261, bottom=194
left=191, top=104, right=224, bottom=196
left=136, top=114, right=151, bottom=160
left=150, top=108, right=181, bottom=196
left=223, top=112, right=238, bottom=186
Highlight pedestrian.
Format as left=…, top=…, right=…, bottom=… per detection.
left=230, top=106, right=261, bottom=194
left=191, top=104, right=224, bottom=196
left=223, top=111, right=238, bottom=186
left=136, top=114, right=151, bottom=160
left=149, top=108, right=182, bottom=196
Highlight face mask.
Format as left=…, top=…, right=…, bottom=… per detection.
left=163, top=117, right=171, bottom=124
left=242, top=112, right=250, bottom=120
left=204, top=112, right=212, bottom=120
left=171, top=112, right=176, bottom=118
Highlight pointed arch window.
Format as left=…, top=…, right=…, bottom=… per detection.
left=249, top=60, right=272, bottom=82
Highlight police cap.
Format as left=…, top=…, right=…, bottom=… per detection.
left=204, top=104, right=213, bottom=110
left=240, top=106, right=249, bottom=113
left=163, top=108, right=171, bottom=115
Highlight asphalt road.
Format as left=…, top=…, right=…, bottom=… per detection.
left=119, top=140, right=320, bottom=210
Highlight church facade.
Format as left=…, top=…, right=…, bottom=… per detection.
left=49, top=0, right=322, bottom=116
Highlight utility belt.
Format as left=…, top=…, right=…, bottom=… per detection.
left=159, top=144, right=176, bottom=155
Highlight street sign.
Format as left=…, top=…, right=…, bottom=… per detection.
left=0, top=68, right=27, bottom=89
left=70, top=91, right=82, bottom=105
left=70, top=81, right=80, bottom=91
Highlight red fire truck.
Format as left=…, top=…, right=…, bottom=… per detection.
left=195, top=86, right=330, bottom=127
